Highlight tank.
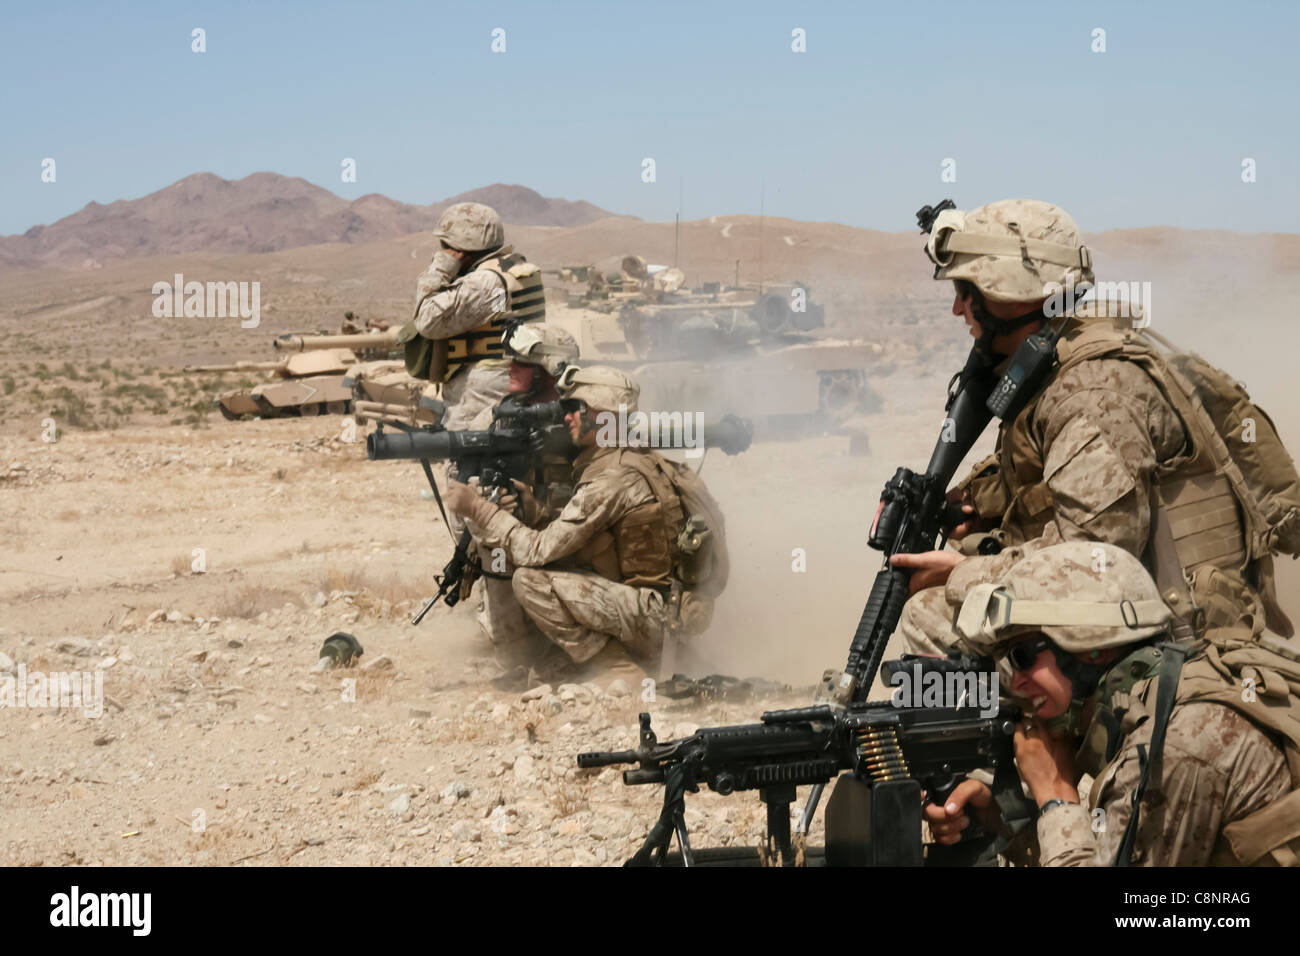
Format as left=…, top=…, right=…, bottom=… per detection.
left=545, top=264, right=884, bottom=436
left=185, top=349, right=360, bottom=420
left=342, top=360, right=444, bottom=427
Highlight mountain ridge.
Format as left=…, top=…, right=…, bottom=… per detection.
left=0, top=173, right=633, bottom=273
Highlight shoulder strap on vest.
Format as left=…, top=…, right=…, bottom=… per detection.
left=1114, top=639, right=1194, bottom=866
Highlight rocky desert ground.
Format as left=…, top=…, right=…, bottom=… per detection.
left=0, top=412, right=951, bottom=867
left=4, top=182, right=1300, bottom=866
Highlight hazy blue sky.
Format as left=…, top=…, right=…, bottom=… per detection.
left=3, top=0, right=1297, bottom=236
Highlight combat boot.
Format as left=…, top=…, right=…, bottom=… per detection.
left=578, top=639, right=647, bottom=686
left=525, top=645, right=581, bottom=689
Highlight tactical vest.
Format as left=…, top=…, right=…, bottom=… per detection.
left=1084, top=635, right=1300, bottom=866
left=571, top=448, right=729, bottom=636
left=968, top=308, right=1297, bottom=639
left=405, top=249, right=545, bottom=383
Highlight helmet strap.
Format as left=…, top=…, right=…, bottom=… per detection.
left=969, top=286, right=1044, bottom=344
left=1042, top=644, right=1110, bottom=737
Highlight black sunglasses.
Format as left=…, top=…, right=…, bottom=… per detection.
left=1006, top=635, right=1053, bottom=672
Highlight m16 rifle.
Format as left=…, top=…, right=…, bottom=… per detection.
left=578, top=326, right=1033, bottom=865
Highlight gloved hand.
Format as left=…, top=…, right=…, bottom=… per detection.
left=444, top=478, right=499, bottom=527
left=506, top=479, right=543, bottom=525
left=428, top=250, right=464, bottom=287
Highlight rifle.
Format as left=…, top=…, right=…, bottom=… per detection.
left=367, top=402, right=572, bottom=622
left=580, top=654, right=1032, bottom=867
left=577, top=343, right=1022, bottom=864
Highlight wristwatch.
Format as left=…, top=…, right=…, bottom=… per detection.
left=1038, top=798, right=1078, bottom=816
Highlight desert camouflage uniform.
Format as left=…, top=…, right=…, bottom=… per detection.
left=900, top=355, right=1192, bottom=657
left=1038, top=700, right=1290, bottom=866
left=952, top=542, right=1297, bottom=866
left=473, top=452, right=578, bottom=662
left=467, top=443, right=672, bottom=664
left=412, top=255, right=513, bottom=431
left=903, top=198, right=1269, bottom=660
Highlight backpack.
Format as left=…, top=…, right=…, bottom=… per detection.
left=1053, top=309, right=1300, bottom=636
left=1118, top=632, right=1300, bottom=866
left=619, top=451, right=730, bottom=598
left=662, top=457, right=730, bottom=598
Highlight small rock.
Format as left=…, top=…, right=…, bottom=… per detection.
left=512, top=754, right=536, bottom=782
left=92, top=735, right=114, bottom=747
left=410, top=825, right=431, bottom=837
left=442, top=781, right=471, bottom=804
left=389, top=793, right=411, bottom=814
left=146, top=609, right=166, bottom=624
left=408, top=708, right=432, bottom=720
left=166, top=610, right=183, bottom=623
left=449, top=821, right=480, bottom=843
left=117, top=647, right=134, bottom=664
left=606, top=678, right=630, bottom=698
left=96, top=656, right=117, bottom=670
left=55, top=637, right=96, bottom=657
left=520, top=683, right=552, bottom=702
left=312, top=591, right=327, bottom=608
left=362, top=654, right=394, bottom=672
left=488, top=806, right=520, bottom=835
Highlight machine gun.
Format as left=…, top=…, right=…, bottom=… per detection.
left=580, top=654, right=1032, bottom=867
left=578, top=339, right=1011, bottom=865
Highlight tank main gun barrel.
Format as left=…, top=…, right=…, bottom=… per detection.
left=183, top=360, right=287, bottom=373
left=354, top=400, right=418, bottom=419
left=625, top=300, right=758, bottom=312
left=274, top=330, right=401, bottom=353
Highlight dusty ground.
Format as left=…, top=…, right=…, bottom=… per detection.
left=0, top=380, right=949, bottom=866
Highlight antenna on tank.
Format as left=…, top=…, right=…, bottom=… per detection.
left=758, top=179, right=765, bottom=294
left=674, top=177, right=682, bottom=269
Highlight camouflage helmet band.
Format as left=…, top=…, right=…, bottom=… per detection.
left=956, top=584, right=1172, bottom=644
left=926, top=209, right=1090, bottom=272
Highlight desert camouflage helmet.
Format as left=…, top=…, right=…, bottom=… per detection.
left=955, top=542, right=1173, bottom=654
left=926, top=199, right=1094, bottom=303
left=557, top=365, right=639, bottom=413
left=502, top=323, right=578, bottom=377
left=434, top=202, right=505, bottom=252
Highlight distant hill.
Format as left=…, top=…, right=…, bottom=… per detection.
left=0, top=173, right=631, bottom=272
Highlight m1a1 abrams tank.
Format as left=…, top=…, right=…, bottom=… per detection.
left=341, top=361, right=445, bottom=427
left=185, top=349, right=361, bottom=420
left=546, top=257, right=884, bottom=435
left=269, top=325, right=445, bottom=427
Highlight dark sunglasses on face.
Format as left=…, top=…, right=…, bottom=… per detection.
left=953, top=279, right=978, bottom=301
left=1006, top=635, right=1054, bottom=672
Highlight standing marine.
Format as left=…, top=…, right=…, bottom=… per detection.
left=398, top=201, right=546, bottom=431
